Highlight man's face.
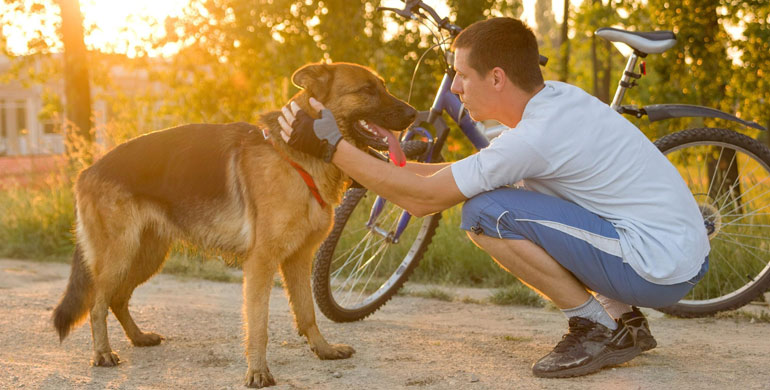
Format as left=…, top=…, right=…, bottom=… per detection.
left=450, top=47, right=496, bottom=122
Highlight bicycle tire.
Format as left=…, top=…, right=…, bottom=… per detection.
left=654, top=127, right=770, bottom=317
left=313, top=140, right=440, bottom=322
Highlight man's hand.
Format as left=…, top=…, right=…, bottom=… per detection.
left=278, top=98, right=343, bottom=162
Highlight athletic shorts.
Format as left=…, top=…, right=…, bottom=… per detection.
left=460, top=187, right=708, bottom=308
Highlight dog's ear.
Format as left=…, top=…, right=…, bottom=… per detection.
left=291, top=63, right=334, bottom=103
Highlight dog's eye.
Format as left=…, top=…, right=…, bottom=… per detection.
left=359, top=84, right=378, bottom=95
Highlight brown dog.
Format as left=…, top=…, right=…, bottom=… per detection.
left=52, top=62, right=417, bottom=388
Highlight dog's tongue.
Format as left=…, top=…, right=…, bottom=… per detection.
left=368, top=122, right=406, bottom=167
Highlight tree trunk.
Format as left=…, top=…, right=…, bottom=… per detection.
left=57, top=0, right=92, bottom=158
left=602, top=40, right=612, bottom=103
left=591, top=0, right=599, bottom=99
left=559, top=0, right=569, bottom=82
left=592, top=33, right=599, bottom=98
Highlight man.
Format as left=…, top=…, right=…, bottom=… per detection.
left=277, top=17, right=710, bottom=378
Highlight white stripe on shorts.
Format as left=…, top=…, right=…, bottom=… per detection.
left=514, top=218, right=623, bottom=258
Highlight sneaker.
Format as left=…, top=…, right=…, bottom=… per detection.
left=620, top=306, right=657, bottom=352
left=532, top=317, right=641, bottom=378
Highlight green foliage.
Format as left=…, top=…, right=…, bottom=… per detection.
left=727, top=1, right=770, bottom=140
left=0, top=179, right=75, bottom=261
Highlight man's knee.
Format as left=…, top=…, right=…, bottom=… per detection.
left=461, top=192, right=502, bottom=237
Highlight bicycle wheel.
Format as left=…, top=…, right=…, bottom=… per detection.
left=313, top=141, right=440, bottom=322
left=654, top=127, right=770, bottom=317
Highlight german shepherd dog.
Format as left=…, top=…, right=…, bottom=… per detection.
left=52, top=62, right=417, bottom=388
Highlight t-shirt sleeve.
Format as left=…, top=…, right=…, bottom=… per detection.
left=450, top=131, right=550, bottom=198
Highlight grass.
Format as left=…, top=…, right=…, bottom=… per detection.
left=488, top=283, right=546, bottom=307
left=406, top=287, right=455, bottom=302
left=411, top=205, right=520, bottom=288
left=715, top=310, right=770, bottom=323
left=327, top=194, right=519, bottom=292
left=161, top=246, right=241, bottom=283
left=0, top=178, right=242, bottom=284
left=501, top=335, right=533, bottom=343
left=0, top=177, right=76, bottom=262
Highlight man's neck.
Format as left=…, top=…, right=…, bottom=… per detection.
left=497, top=83, right=545, bottom=128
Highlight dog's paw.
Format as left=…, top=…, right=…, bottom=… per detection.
left=131, top=331, right=164, bottom=347
left=314, top=343, right=356, bottom=360
left=245, top=367, right=276, bottom=388
left=92, top=350, right=120, bottom=367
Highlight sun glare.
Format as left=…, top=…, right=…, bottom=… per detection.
left=1, top=0, right=188, bottom=57
left=80, top=0, right=188, bottom=57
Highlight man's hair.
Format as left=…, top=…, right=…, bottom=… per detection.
left=452, top=17, right=544, bottom=92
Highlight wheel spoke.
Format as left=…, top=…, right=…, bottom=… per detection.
left=714, top=233, right=770, bottom=268
left=705, top=145, right=726, bottom=201
left=322, top=189, right=437, bottom=312
left=659, top=130, right=770, bottom=315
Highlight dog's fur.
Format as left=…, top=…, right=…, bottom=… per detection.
left=52, top=62, right=417, bottom=388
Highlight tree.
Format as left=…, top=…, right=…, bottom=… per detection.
left=575, top=0, right=625, bottom=103
left=56, top=0, right=92, bottom=151
left=559, top=0, right=570, bottom=81
left=726, top=0, right=770, bottom=144
left=534, top=0, right=558, bottom=49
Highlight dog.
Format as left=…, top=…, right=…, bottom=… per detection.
left=52, top=62, right=417, bottom=388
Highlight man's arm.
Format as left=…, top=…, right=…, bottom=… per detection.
left=403, top=161, right=452, bottom=176
left=334, top=141, right=466, bottom=217
left=277, top=98, right=467, bottom=216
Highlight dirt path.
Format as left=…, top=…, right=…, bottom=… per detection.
left=1, top=258, right=769, bottom=390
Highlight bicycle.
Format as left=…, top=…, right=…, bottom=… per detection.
left=312, top=0, right=770, bottom=321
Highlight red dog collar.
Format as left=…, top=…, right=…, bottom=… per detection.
left=262, top=127, right=326, bottom=208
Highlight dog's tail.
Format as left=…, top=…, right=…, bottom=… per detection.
left=52, top=243, right=94, bottom=342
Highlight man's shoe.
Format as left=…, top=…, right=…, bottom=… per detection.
left=620, top=306, right=657, bottom=352
left=532, top=317, right=641, bottom=378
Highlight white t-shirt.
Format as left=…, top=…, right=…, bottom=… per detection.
left=451, top=81, right=710, bottom=285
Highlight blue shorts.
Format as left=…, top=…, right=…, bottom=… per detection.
left=460, top=188, right=708, bottom=308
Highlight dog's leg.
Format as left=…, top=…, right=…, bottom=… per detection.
left=85, top=219, right=145, bottom=367
left=110, top=294, right=164, bottom=347
left=90, top=291, right=120, bottom=366
left=242, top=249, right=279, bottom=388
left=280, top=245, right=355, bottom=360
left=110, top=230, right=170, bottom=347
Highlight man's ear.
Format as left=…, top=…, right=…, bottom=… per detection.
left=491, top=67, right=507, bottom=91
left=292, top=63, right=334, bottom=102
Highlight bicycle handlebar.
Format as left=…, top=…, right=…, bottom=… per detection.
left=377, top=0, right=462, bottom=35
left=378, top=0, right=548, bottom=67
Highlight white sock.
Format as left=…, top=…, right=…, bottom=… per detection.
left=561, top=295, right=617, bottom=330
left=595, top=294, right=632, bottom=319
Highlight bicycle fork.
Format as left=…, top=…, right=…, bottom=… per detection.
left=365, top=126, right=436, bottom=243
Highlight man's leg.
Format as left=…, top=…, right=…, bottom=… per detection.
left=467, top=233, right=640, bottom=377
left=467, top=233, right=615, bottom=329
left=461, top=189, right=646, bottom=377
left=594, top=294, right=631, bottom=319
left=596, top=294, right=656, bottom=352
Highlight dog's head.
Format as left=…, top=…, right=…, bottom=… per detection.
left=291, top=62, right=417, bottom=165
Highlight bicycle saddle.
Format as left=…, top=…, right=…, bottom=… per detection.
left=595, top=27, right=676, bottom=54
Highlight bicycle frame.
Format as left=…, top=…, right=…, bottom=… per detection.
left=612, top=51, right=765, bottom=131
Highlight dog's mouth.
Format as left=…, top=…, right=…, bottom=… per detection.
left=353, top=119, right=406, bottom=167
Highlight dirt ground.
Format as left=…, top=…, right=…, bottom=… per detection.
left=1, top=258, right=769, bottom=390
